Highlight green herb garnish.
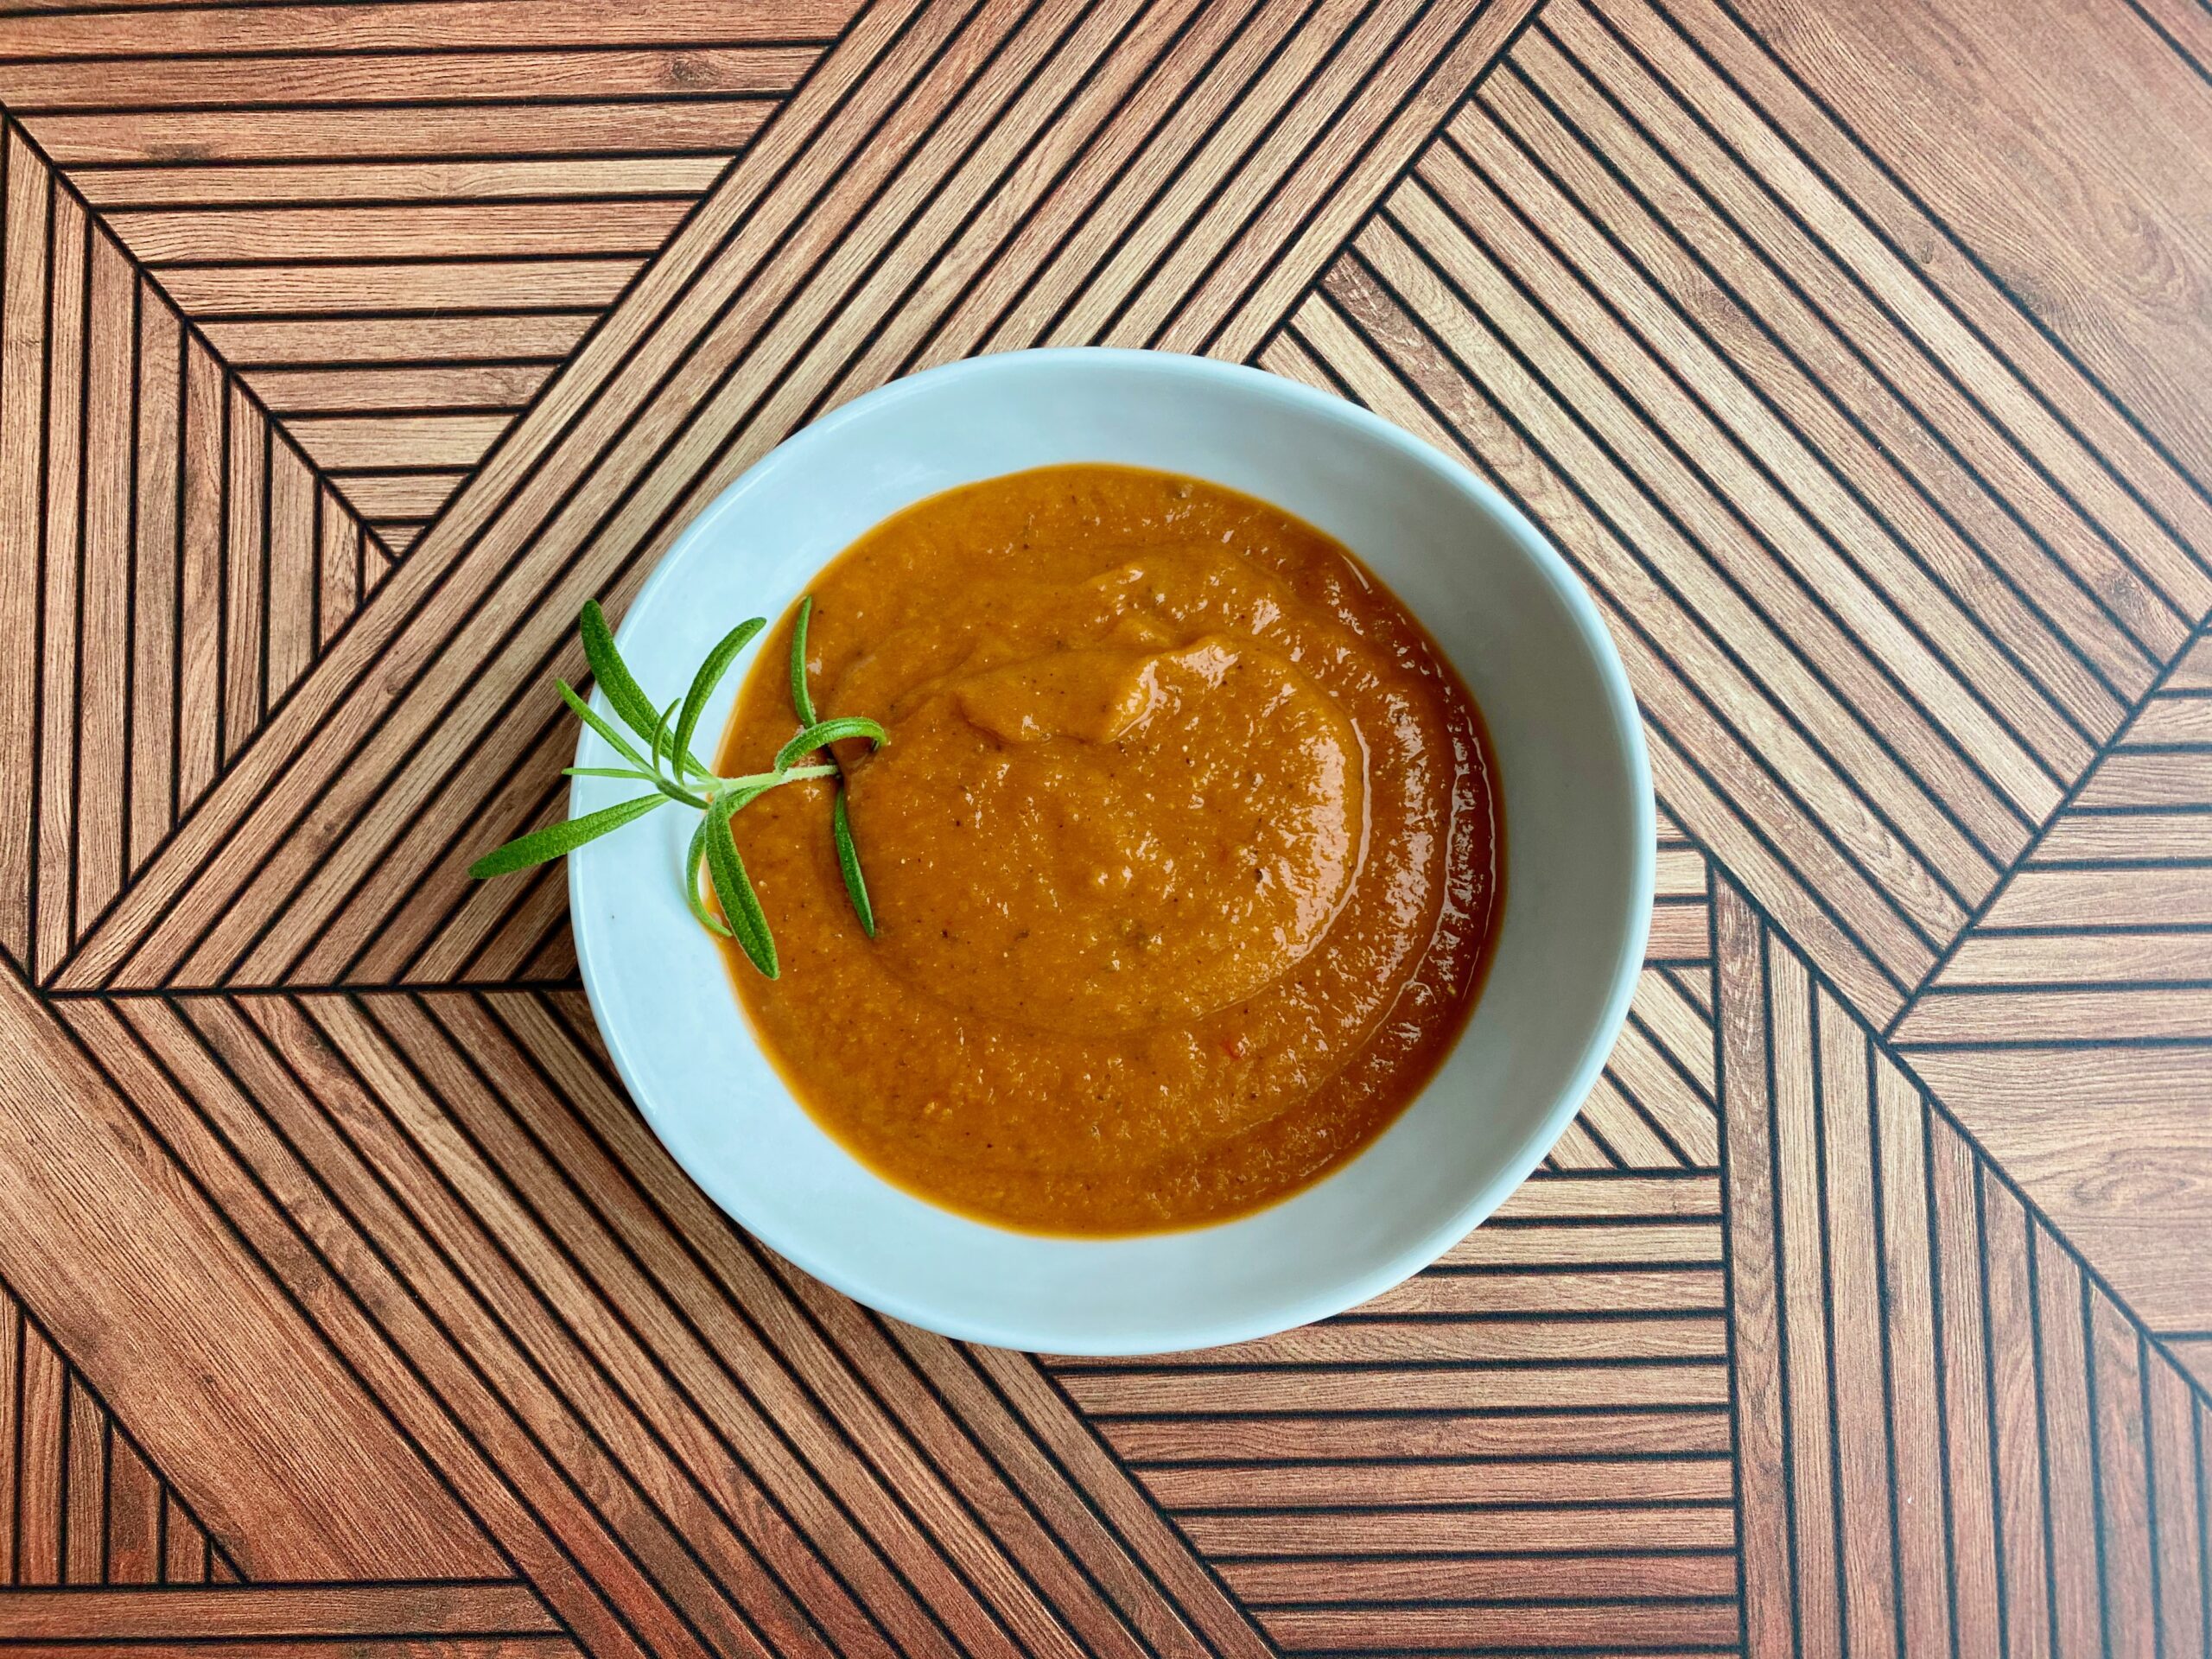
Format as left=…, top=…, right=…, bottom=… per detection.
left=469, top=596, right=883, bottom=977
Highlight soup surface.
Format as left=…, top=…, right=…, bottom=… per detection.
left=719, top=464, right=1501, bottom=1234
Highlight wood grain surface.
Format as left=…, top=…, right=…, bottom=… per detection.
left=0, top=0, right=2206, bottom=1650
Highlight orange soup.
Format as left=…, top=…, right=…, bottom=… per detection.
left=717, top=464, right=1501, bottom=1234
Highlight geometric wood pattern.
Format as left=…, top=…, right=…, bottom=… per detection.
left=1, top=0, right=2209, bottom=1650
left=0, top=3, right=855, bottom=552
left=1721, top=879, right=2210, bottom=1657
left=1897, top=630, right=2212, bottom=1341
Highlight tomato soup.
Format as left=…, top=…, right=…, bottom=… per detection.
left=717, top=464, right=1501, bottom=1234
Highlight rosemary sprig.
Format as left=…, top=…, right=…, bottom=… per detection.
left=468, top=597, right=884, bottom=977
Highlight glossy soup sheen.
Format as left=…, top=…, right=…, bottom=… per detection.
left=719, top=464, right=1502, bottom=1236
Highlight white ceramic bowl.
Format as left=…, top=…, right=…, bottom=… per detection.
left=570, top=347, right=1651, bottom=1354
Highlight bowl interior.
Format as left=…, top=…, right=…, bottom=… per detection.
left=569, top=348, right=1651, bottom=1353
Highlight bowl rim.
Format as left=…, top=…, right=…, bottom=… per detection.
left=572, top=345, right=1655, bottom=1351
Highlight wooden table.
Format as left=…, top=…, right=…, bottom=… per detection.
left=0, top=0, right=2206, bottom=1649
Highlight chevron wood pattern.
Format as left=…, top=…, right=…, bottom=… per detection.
left=0, top=0, right=2207, bottom=1651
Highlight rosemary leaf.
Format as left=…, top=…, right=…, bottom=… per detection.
left=582, top=599, right=712, bottom=778
left=469, top=794, right=666, bottom=879
left=774, top=715, right=887, bottom=775
left=705, top=795, right=779, bottom=978
left=786, top=596, right=879, bottom=936
left=832, top=788, right=875, bottom=938
left=556, top=680, right=652, bottom=773
left=674, top=616, right=766, bottom=782
left=789, top=594, right=818, bottom=728
left=683, top=819, right=731, bottom=938
left=651, top=696, right=682, bottom=780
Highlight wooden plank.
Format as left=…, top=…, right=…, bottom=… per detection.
left=29, top=105, right=772, bottom=167
left=219, top=388, right=266, bottom=761
left=1056, top=1363, right=1732, bottom=1415
left=1871, top=1060, right=1948, bottom=1659
left=72, top=157, right=734, bottom=210
left=0, top=48, right=815, bottom=115
left=1051, top=1315, right=1726, bottom=1368
left=1298, top=1267, right=1730, bottom=1320
left=1139, top=1455, right=1733, bottom=1509
left=262, top=435, right=316, bottom=702
left=1717, top=880, right=1793, bottom=1658
left=1097, top=1409, right=1735, bottom=1462
left=0, top=124, right=48, bottom=960
left=287, top=412, right=509, bottom=471
left=35, top=182, right=86, bottom=979
left=1221, top=1550, right=1738, bottom=1601
left=2030, top=1229, right=2101, bottom=1655
left=112, top=202, right=690, bottom=264
left=1441, top=1220, right=1726, bottom=1267
left=1927, top=1116, right=2001, bottom=1658
left=0, top=1642, right=573, bottom=1659
left=1814, top=986, right=1900, bottom=1657
left=1179, top=1504, right=1738, bottom=1555
left=177, top=336, right=224, bottom=812
left=1980, top=1170, right=2052, bottom=1656
left=205, top=313, right=596, bottom=365
left=0, top=1298, right=16, bottom=1585
left=2089, top=1295, right=2158, bottom=1654
left=1257, top=1601, right=1738, bottom=1648
left=321, top=471, right=471, bottom=519
left=105, top=1433, right=162, bottom=1586
left=63, top=1377, right=105, bottom=1584
left=129, top=289, right=181, bottom=873
left=1495, top=1173, right=1719, bottom=1218
left=16, top=1319, right=64, bottom=1586
left=0, top=0, right=861, bottom=58
left=159, top=259, right=644, bottom=318
left=0, top=1584, right=558, bottom=1639
left=74, top=231, right=133, bottom=939
left=251, top=366, right=551, bottom=416
left=161, top=1493, right=208, bottom=1586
